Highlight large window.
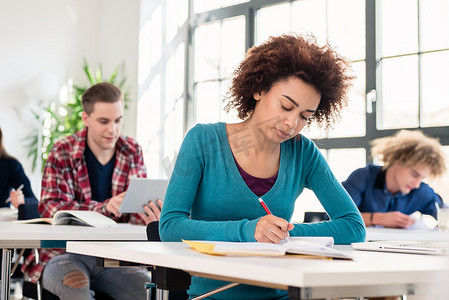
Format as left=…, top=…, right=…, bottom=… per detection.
left=378, top=0, right=449, bottom=129
left=139, top=0, right=449, bottom=221
left=193, top=16, right=245, bottom=124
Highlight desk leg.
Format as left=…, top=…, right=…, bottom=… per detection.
left=1, top=248, right=12, bottom=300
left=156, top=289, right=169, bottom=300
left=288, top=286, right=301, bottom=300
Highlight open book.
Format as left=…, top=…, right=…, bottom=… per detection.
left=184, top=236, right=353, bottom=260
left=14, top=210, right=117, bottom=227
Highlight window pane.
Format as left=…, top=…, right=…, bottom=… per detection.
left=193, top=0, right=220, bottom=13
left=328, top=61, right=366, bottom=137
left=195, top=82, right=221, bottom=123
left=175, top=43, right=185, bottom=100
left=328, top=148, right=366, bottom=182
left=150, top=6, right=163, bottom=67
left=194, top=22, right=220, bottom=82
left=380, top=55, right=419, bottom=129
left=420, top=0, right=449, bottom=51
left=421, top=51, right=449, bottom=127
left=166, top=0, right=188, bottom=43
left=193, top=0, right=249, bottom=13
left=256, top=3, right=290, bottom=44
left=291, top=0, right=327, bottom=45
left=327, top=0, right=365, bottom=61
left=220, top=80, right=240, bottom=123
left=165, top=56, right=176, bottom=115
left=165, top=43, right=185, bottom=115
left=221, top=16, right=245, bottom=79
left=379, top=0, right=418, bottom=57
left=221, top=0, right=249, bottom=8
left=137, top=76, right=162, bottom=178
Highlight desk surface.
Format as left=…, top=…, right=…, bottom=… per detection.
left=0, top=221, right=147, bottom=248
left=0, top=208, right=18, bottom=221
left=67, top=241, right=449, bottom=298
left=366, top=227, right=449, bottom=241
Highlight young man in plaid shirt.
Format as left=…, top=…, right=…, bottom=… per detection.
left=22, top=82, right=162, bottom=299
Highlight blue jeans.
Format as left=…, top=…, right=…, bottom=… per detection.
left=41, top=253, right=151, bottom=300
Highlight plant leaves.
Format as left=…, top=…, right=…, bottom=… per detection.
left=23, top=60, right=129, bottom=172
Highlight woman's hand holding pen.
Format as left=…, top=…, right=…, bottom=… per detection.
left=255, top=215, right=294, bottom=244
left=8, top=184, right=25, bottom=208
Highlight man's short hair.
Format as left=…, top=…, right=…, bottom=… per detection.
left=82, top=82, right=123, bottom=115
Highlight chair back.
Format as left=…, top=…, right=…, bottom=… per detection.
left=146, top=221, right=161, bottom=241
left=145, top=221, right=190, bottom=300
left=303, top=211, right=330, bottom=223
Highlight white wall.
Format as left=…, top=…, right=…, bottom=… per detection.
left=0, top=0, right=140, bottom=194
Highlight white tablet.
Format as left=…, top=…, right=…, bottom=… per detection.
left=119, top=178, right=169, bottom=213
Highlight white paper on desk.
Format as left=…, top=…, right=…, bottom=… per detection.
left=284, top=236, right=334, bottom=247
left=407, top=218, right=432, bottom=230
left=209, top=236, right=352, bottom=259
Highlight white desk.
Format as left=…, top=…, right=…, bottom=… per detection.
left=0, top=221, right=146, bottom=300
left=0, top=208, right=18, bottom=222
left=366, top=227, right=449, bottom=241
left=67, top=241, right=449, bottom=299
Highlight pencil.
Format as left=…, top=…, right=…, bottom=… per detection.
left=258, top=197, right=289, bottom=242
left=258, top=197, right=272, bottom=215
left=5, top=184, right=24, bottom=203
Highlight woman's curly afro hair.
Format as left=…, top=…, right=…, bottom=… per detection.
left=224, top=34, right=354, bottom=129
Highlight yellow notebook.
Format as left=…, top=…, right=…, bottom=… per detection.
left=183, top=237, right=353, bottom=260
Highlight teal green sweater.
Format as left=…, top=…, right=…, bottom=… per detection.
left=160, top=123, right=365, bottom=299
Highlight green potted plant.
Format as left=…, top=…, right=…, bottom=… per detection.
left=23, top=59, right=129, bottom=172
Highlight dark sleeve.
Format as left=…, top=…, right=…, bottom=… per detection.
left=10, top=161, right=38, bottom=204
left=341, top=167, right=369, bottom=208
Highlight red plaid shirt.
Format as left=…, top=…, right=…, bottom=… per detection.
left=21, top=127, right=147, bottom=283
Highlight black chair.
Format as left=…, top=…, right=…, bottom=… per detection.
left=146, top=221, right=190, bottom=300
left=303, top=211, right=330, bottom=223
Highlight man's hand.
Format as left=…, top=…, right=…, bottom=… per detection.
left=105, top=192, right=126, bottom=217
left=9, top=189, right=25, bottom=208
left=138, top=199, right=163, bottom=225
left=255, top=215, right=294, bottom=244
left=376, top=211, right=416, bottom=228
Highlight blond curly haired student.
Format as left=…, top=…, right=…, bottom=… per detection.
left=343, top=130, right=447, bottom=228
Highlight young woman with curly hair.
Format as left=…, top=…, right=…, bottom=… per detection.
left=343, top=130, right=447, bottom=229
left=160, top=34, right=365, bottom=299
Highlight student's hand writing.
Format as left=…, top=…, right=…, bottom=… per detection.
left=255, top=215, right=294, bottom=244
left=9, top=189, right=25, bottom=208
left=138, top=199, right=163, bottom=225
left=106, top=192, right=126, bottom=217
left=376, top=211, right=415, bottom=228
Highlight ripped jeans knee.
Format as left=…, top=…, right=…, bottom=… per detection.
left=41, top=254, right=94, bottom=300
left=62, top=270, right=90, bottom=289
